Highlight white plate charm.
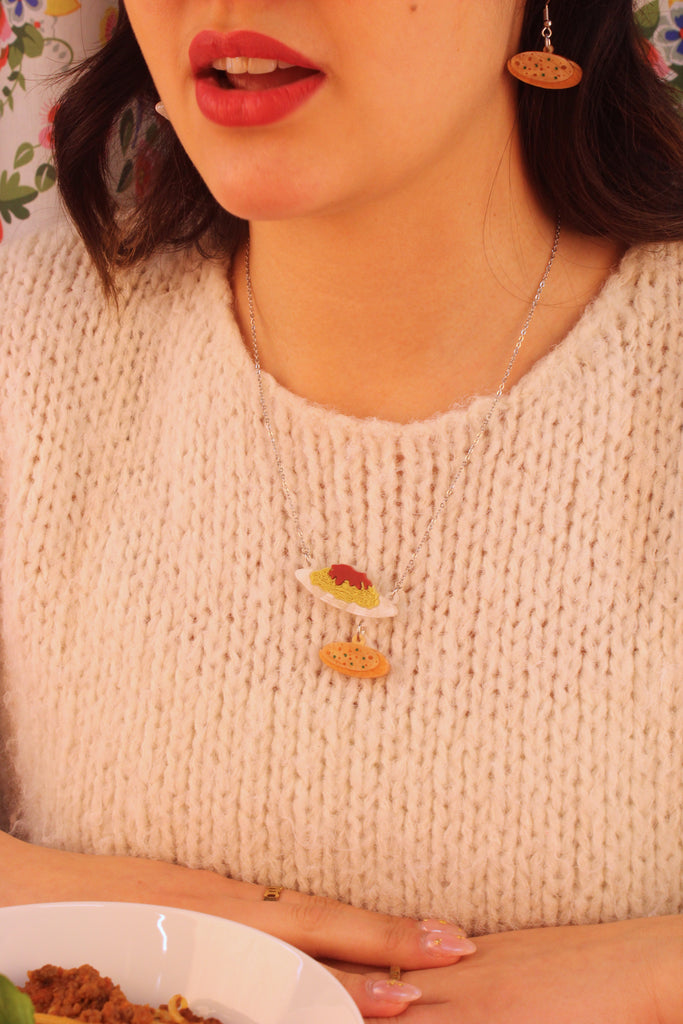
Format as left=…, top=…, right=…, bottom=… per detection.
left=295, top=563, right=397, bottom=618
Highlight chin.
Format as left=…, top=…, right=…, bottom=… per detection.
left=207, top=175, right=331, bottom=222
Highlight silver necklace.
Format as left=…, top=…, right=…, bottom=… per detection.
left=245, top=220, right=560, bottom=678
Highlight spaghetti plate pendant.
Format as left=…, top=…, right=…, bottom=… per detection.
left=295, top=563, right=397, bottom=618
left=296, top=564, right=395, bottom=678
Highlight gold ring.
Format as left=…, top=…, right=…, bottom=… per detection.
left=388, top=965, right=402, bottom=983
left=263, top=885, right=284, bottom=901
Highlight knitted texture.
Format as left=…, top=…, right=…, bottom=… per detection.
left=0, top=230, right=681, bottom=935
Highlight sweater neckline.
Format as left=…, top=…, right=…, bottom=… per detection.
left=205, top=241, right=659, bottom=441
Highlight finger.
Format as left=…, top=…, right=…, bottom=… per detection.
left=321, top=958, right=377, bottom=974
left=325, top=965, right=422, bottom=1018
left=227, top=889, right=476, bottom=968
left=364, top=1003, right=448, bottom=1024
left=364, top=962, right=472, bottom=1023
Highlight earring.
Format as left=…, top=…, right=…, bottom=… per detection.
left=507, top=4, right=582, bottom=89
left=154, top=100, right=170, bottom=119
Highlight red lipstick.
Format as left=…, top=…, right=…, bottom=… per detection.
left=189, top=30, right=326, bottom=128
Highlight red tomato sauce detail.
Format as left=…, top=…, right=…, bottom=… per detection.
left=21, top=964, right=222, bottom=1023
left=329, top=564, right=372, bottom=589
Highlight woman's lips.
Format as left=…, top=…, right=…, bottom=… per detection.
left=189, top=29, right=325, bottom=127
left=189, top=30, right=319, bottom=74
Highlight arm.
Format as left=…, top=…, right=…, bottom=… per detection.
left=0, top=831, right=475, bottom=1018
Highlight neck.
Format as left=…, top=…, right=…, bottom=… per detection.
left=233, top=136, right=619, bottom=422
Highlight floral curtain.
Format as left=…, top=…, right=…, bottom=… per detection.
left=0, top=0, right=118, bottom=244
left=1, top=0, right=682, bottom=246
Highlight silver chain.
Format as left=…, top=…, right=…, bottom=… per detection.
left=245, top=218, right=560, bottom=601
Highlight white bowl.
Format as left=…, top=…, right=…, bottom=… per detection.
left=0, top=902, right=362, bottom=1024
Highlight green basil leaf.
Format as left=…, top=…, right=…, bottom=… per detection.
left=0, top=974, right=34, bottom=1024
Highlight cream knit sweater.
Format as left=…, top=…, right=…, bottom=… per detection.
left=0, top=230, right=681, bottom=936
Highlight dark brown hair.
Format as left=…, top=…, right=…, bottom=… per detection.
left=53, top=0, right=683, bottom=292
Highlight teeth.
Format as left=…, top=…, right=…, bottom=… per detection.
left=210, top=57, right=295, bottom=74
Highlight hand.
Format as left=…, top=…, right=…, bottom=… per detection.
left=358, top=915, right=683, bottom=1023
left=0, top=833, right=475, bottom=1017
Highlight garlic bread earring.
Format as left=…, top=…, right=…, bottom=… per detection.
left=507, top=4, right=582, bottom=89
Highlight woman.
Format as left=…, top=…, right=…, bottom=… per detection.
left=1, top=0, right=682, bottom=1020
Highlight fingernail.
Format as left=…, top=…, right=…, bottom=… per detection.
left=368, top=979, right=422, bottom=1003
left=419, top=920, right=477, bottom=956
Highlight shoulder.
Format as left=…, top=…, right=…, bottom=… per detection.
left=0, top=226, right=215, bottom=327
left=620, top=237, right=683, bottom=282
left=0, top=228, right=236, bottom=373
left=0, top=227, right=95, bottom=335
left=578, top=240, right=683, bottom=479
left=0, top=229, right=248, bottom=460
left=616, top=241, right=683, bottom=384
left=606, top=239, right=683, bottom=325
left=567, top=240, right=683, bottom=383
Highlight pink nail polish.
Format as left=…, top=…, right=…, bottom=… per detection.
left=419, top=920, right=477, bottom=957
left=419, top=918, right=460, bottom=932
left=368, top=979, right=422, bottom=1003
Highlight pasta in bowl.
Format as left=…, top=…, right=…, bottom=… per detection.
left=0, top=903, right=362, bottom=1024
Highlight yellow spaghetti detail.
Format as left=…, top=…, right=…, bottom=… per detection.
left=167, top=994, right=189, bottom=1022
left=310, top=568, right=380, bottom=609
